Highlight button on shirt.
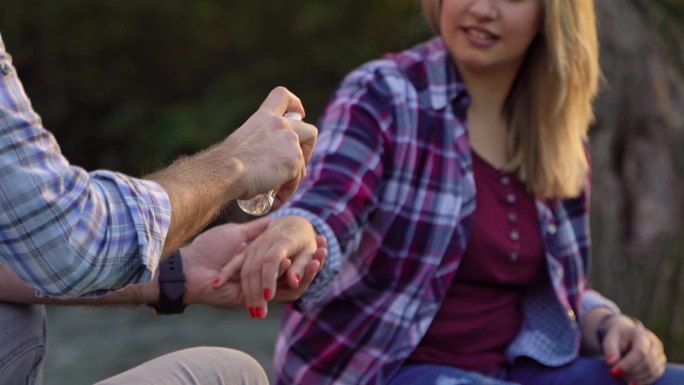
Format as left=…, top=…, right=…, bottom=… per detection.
left=0, top=34, right=171, bottom=298
left=272, top=37, right=618, bottom=385
left=408, top=150, right=548, bottom=375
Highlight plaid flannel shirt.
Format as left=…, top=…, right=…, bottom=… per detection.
left=272, top=37, right=618, bottom=385
left=0, top=33, right=170, bottom=298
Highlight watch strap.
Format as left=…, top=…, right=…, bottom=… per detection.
left=152, top=249, right=187, bottom=315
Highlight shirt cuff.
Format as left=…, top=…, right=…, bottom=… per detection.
left=581, top=290, right=621, bottom=317
left=91, top=171, right=172, bottom=284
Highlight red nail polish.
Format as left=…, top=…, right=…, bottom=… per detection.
left=295, top=274, right=301, bottom=283
left=255, top=307, right=265, bottom=318
left=248, top=307, right=255, bottom=318
left=610, top=367, right=624, bottom=379
left=212, top=278, right=220, bottom=286
left=264, top=288, right=272, bottom=301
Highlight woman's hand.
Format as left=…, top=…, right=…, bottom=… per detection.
left=180, top=217, right=271, bottom=309
left=213, top=215, right=324, bottom=319
left=602, top=315, right=667, bottom=385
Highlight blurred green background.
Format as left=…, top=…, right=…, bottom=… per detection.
left=0, top=1, right=427, bottom=175
left=1, top=1, right=684, bottom=384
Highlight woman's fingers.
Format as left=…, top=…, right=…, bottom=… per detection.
left=214, top=251, right=246, bottom=288
left=278, top=259, right=292, bottom=277
left=612, top=326, right=667, bottom=385
left=276, top=259, right=321, bottom=302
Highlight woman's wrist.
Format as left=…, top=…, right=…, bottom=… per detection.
left=596, top=313, right=619, bottom=349
left=596, top=313, right=644, bottom=350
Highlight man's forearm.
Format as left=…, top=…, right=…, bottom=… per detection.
left=147, top=145, right=245, bottom=257
left=146, top=87, right=317, bottom=258
left=0, top=265, right=158, bottom=306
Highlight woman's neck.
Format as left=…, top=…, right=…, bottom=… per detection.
left=457, top=62, right=522, bottom=168
left=458, top=62, right=521, bottom=118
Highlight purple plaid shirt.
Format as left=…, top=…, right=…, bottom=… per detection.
left=0, top=33, right=171, bottom=298
left=273, top=37, right=617, bottom=384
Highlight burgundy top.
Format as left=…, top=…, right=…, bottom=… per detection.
left=407, top=150, right=547, bottom=374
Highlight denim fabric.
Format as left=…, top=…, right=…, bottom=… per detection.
left=508, top=357, right=684, bottom=385
left=389, top=358, right=684, bottom=385
left=387, top=364, right=517, bottom=385
left=0, top=303, right=46, bottom=385
left=94, top=347, right=269, bottom=385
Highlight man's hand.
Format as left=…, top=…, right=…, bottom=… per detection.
left=180, top=218, right=272, bottom=308
left=181, top=217, right=326, bottom=310
left=148, top=86, right=318, bottom=256
left=225, top=86, right=318, bottom=204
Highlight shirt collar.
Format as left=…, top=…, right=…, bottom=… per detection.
left=423, top=37, right=469, bottom=111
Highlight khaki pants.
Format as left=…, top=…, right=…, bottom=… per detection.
left=0, top=302, right=267, bottom=385
left=94, top=347, right=269, bottom=385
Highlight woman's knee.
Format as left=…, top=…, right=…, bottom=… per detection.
left=654, top=363, right=684, bottom=385
left=507, top=357, right=622, bottom=385
left=388, top=363, right=516, bottom=385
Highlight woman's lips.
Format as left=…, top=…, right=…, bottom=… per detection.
left=462, top=26, right=500, bottom=47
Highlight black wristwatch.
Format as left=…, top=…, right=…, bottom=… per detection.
left=151, top=249, right=187, bottom=315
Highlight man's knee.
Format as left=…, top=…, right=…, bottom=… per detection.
left=0, top=303, right=47, bottom=385
left=181, top=347, right=269, bottom=383
left=96, top=347, right=269, bottom=385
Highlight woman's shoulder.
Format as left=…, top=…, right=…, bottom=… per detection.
left=337, top=37, right=449, bottom=102
left=383, top=36, right=447, bottom=74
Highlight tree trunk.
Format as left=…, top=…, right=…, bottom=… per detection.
left=591, top=0, right=684, bottom=360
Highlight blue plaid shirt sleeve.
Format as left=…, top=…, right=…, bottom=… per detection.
left=581, top=289, right=620, bottom=315
left=0, top=34, right=171, bottom=298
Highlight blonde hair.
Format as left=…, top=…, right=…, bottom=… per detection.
left=421, top=0, right=600, bottom=199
